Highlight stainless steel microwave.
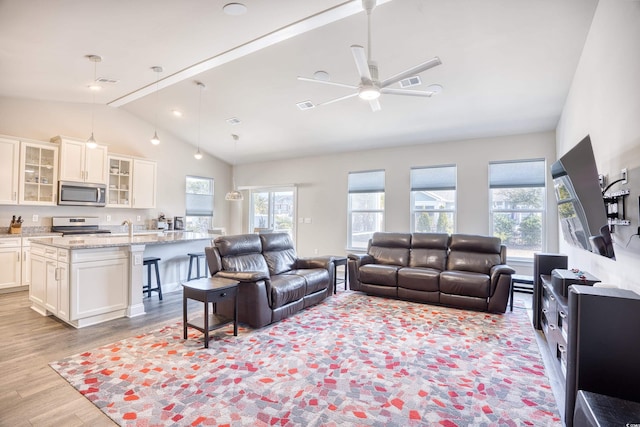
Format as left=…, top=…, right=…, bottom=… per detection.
left=58, top=181, right=106, bottom=207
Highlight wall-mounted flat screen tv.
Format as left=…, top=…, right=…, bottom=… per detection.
left=551, top=135, right=615, bottom=259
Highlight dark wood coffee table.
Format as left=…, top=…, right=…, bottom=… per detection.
left=182, top=277, right=240, bottom=348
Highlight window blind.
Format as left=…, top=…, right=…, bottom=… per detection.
left=410, top=165, right=456, bottom=191
left=348, top=170, right=385, bottom=193
left=489, top=159, right=545, bottom=189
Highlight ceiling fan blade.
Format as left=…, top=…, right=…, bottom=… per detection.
left=381, top=57, right=442, bottom=88
left=350, top=45, right=372, bottom=81
left=317, top=92, right=359, bottom=107
left=369, top=98, right=381, bottom=112
left=297, top=76, right=358, bottom=90
left=380, top=88, right=435, bottom=97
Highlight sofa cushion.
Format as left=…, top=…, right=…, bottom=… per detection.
left=440, top=270, right=490, bottom=298
left=368, top=232, right=411, bottom=266
left=446, top=234, right=502, bottom=274
left=284, top=268, right=329, bottom=295
left=398, top=267, right=440, bottom=291
left=269, top=275, right=306, bottom=309
left=409, top=233, right=449, bottom=270
left=215, top=234, right=262, bottom=257
left=261, top=233, right=297, bottom=274
left=221, top=253, right=270, bottom=277
left=359, top=264, right=399, bottom=287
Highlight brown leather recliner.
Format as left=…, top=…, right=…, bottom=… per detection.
left=348, top=232, right=515, bottom=313
left=206, top=233, right=334, bottom=328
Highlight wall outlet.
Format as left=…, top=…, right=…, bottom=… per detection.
left=106, top=214, right=111, bottom=222
left=314, top=248, right=319, bottom=255
left=32, top=214, right=38, bottom=222
left=136, top=215, right=141, bottom=222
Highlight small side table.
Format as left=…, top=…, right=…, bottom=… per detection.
left=510, top=274, right=534, bottom=311
left=183, top=277, right=239, bottom=348
left=332, top=257, right=348, bottom=294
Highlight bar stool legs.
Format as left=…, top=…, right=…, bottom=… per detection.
left=143, top=257, right=163, bottom=300
left=187, top=252, right=209, bottom=281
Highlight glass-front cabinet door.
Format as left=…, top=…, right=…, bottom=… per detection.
left=19, top=141, right=58, bottom=205
left=107, top=156, right=132, bottom=207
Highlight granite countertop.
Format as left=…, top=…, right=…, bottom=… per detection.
left=0, top=232, right=63, bottom=239
left=29, top=231, right=219, bottom=250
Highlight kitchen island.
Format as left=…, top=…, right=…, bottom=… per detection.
left=29, top=231, right=218, bottom=328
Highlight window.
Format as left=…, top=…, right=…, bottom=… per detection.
left=348, top=170, right=385, bottom=249
left=185, top=176, right=214, bottom=232
left=489, top=159, right=546, bottom=259
left=249, top=187, right=296, bottom=238
left=410, top=165, right=456, bottom=233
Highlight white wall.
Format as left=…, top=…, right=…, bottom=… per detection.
left=556, top=0, right=640, bottom=292
left=0, top=96, right=233, bottom=231
left=236, top=131, right=559, bottom=266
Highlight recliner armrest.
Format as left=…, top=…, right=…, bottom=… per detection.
left=348, top=253, right=374, bottom=267
left=490, top=264, right=516, bottom=290
left=215, top=270, right=270, bottom=282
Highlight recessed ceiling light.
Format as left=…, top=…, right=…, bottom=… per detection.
left=88, top=83, right=102, bottom=91
left=172, top=110, right=183, bottom=117
left=313, top=71, right=330, bottom=82
left=223, top=3, right=247, bottom=16
left=425, top=84, right=443, bottom=95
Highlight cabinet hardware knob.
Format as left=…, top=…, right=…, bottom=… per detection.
left=220, top=292, right=227, bottom=297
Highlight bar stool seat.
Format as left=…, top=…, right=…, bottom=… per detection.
left=143, top=257, right=163, bottom=300
left=187, top=252, right=209, bottom=281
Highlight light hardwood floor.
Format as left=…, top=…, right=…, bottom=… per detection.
left=0, top=290, right=190, bottom=427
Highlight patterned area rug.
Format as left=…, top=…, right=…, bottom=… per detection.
left=50, top=292, right=561, bottom=426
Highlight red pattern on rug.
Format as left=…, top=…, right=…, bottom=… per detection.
left=50, top=291, right=561, bottom=426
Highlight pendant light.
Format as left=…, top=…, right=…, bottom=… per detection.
left=150, top=66, right=163, bottom=145
left=86, top=54, right=102, bottom=149
left=194, top=81, right=205, bottom=160
left=225, top=134, right=244, bottom=201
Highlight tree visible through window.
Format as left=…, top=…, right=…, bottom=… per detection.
left=185, top=176, right=214, bottom=232
left=410, top=165, right=456, bottom=233
left=489, top=160, right=546, bottom=259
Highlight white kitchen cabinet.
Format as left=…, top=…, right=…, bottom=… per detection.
left=132, top=158, right=157, bottom=209
left=0, top=137, right=20, bottom=205
left=53, top=136, right=108, bottom=184
left=29, top=244, right=69, bottom=320
left=107, top=155, right=132, bottom=207
left=19, top=140, right=58, bottom=205
left=21, top=237, right=31, bottom=287
left=0, top=238, right=21, bottom=290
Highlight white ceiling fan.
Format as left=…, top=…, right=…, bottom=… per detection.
left=298, top=0, right=442, bottom=112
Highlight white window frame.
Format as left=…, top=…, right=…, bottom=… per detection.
left=185, top=175, right=214, bottom=232
left=410, top=165, right=457, bottom=233
left=347, top=170, right=385, bottom=250
left=489, top=159, right=547, bottom=261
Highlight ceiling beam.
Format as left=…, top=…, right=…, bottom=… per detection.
left=108, top=0, right=393, bottom=108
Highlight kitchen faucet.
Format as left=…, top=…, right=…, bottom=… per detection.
left=122, top=219, right=133, bottom=238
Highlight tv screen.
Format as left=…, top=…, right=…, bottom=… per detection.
left=551, top=135, right=615, bottom=259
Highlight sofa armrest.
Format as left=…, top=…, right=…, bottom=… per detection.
left=348, top=253, right=374, bottom=266
left=215, top=270, right=270, bottom=282
left=489, top=264, right=516, bottom=295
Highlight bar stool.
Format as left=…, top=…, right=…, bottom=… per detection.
left=143, top=257, right=163, bottom=300
left=187, top=252, right=209, bottom=281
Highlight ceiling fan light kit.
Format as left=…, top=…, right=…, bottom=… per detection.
left=297, top=0, right=442, bottom=111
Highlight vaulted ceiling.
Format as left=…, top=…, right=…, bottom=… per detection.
left=0, top=0, right=598, bottom=164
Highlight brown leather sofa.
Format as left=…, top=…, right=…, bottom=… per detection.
left=348, top=232, right=515, bottom=313
left=205, top=232, right=334, bottom=329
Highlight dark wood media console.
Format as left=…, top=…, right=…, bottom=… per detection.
left=533, top=253, right=640, bottom=426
